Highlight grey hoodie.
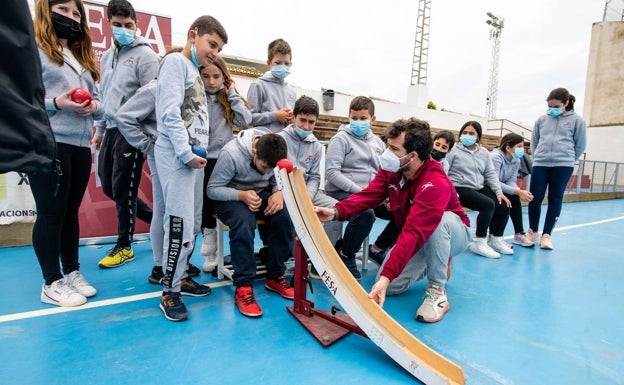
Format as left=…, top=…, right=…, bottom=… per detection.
left=155, top=53, right=209, bottom=165
left=277, top=126, right=322, bottom=198
left=95, top=36, right=159, bottom=136
left=247, top=71, right=297, bottom=133
left=531, top=111, right=586, bottom=167
left=115, top=79, right=157, bottom=155
left=490, top=148, right=520, bottom=195
left=39, top=47, right=103, bottom=148
left=446, top=143, right=502, bottom=195
left=324, top=124, right=385, bottom=194
left=207, top=129, right=277, bottom=201
left=206, top=88, right=252, bottom=159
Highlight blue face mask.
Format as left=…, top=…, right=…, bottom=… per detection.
left=112, top=26, right=135, bottom=46
left=190, top=43, right=201, bottom=67
left=349, top=121, right=370, bottom=137
left=513, top=147, right=525, bottom=159
left=460, top=134, right=477, bottom=147
left=294, top=125, right=312, bottom=139
left=271, top=65, right=291, bottom=79
left=547, top=107, right=563, bottom=117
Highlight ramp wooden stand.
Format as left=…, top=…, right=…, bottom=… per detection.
left=277, top=167, right=465, bottom=385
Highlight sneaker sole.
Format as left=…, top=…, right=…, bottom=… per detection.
left=159, top=303, right=188, bottom=322
left=41, top=293, right=86, bottom=307
left=264, top=284, right=295, bottom=300
left=148, top=276, right=163, bottom=285
left=416, top=303, right=450, bottom=323
left=98, top=256, right=136, bottom=269
left=512, top=241, right=535, bottom=248
left=235, top=304, right=263, bottom=318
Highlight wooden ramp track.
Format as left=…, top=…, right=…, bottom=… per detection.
left=277, top=168, right=465, bottom=385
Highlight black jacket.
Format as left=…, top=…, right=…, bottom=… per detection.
left=0, top=0, right=55, bottom=174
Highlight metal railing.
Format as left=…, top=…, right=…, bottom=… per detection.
left=566, top=159, right=624, bottom=194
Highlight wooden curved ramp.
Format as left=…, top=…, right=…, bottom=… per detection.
left=277, top=168, right=465, bottom=385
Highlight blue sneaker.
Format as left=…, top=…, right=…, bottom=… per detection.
left=368, top=245, right=387, bottom=267
left=339, top=250, right=361, bottom=281
left=160, top=292, right=188, bottom=322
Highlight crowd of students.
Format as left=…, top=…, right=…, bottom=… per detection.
left=30, top=0, right=586, bottom=324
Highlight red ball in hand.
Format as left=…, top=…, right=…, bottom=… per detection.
left=276, top=158, right=294, bottom=173
left=71, top=88, right=92, bottom=104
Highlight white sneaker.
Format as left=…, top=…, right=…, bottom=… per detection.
left=527, top=229, right=540, bottom=243
left=513, top=233, right=535, bottom=247
left=65, top=270, right=97, bottom=297
left=416, top=286, right=449, bottom=323
left=200, top=228, right=217, bottom=257
left=469, top=238, right=501, bottom=258
left=202, top=254, right=217, bottom=272
left=488, top=236, right=514, bottom=255
left=41, top=277, right=87, bottom=307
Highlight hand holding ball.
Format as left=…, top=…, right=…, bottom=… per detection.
left=70, top=88, right=92, bottom=104
left=277, top=158, right=294, bottom=173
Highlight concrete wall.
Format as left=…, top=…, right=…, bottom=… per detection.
left=583, top=21, right=624, bottom=163
left=584, top=22, right=624, bottom=127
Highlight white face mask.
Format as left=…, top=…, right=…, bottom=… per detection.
left=378, top=148, right=410, bottom=172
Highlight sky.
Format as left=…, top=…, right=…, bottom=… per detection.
left=119, top=0, right=606, bottom=126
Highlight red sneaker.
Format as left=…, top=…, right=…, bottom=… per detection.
left=235, top=286, right=262, bottom=318
left=264, top=276, right=295, bottom=300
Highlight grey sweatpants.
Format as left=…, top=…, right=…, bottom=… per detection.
left=155, top=146, right=203, bottom=292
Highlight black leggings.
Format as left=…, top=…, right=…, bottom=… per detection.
left=28, top=143, right=91, bottom=285
left=455, top=186, right=509, bottom=237
left=505, top=193, right=525, bottom=234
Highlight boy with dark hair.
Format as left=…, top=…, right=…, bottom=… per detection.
left=93, top=0, right=158, bottom=269
left=155, top=15, right=228, bottom=322
left=324, top=96, right=385, bottom=280
left=247, top=38, right=297, bottom=133
left=316, top=118, right=471, bottom=323
left=431, top=130, right=455, bottom=173
left=207, top=131, right=294, bottom=318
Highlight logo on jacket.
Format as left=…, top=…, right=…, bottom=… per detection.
left=388, top=183, right=398, bottom=191
left=421, top=182, right=434, bottom=191
left=124, top=57, right=137, bottom=68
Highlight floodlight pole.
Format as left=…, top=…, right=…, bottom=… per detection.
left=411, top=0, right=432, bottom=86
left=485, top=12, right=504, bottom=119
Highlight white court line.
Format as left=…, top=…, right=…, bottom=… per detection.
left=4, top=215, right=624, bottom=324
left=503, top=215, right=624, bottom=240
left=0, top=280, right=232, bottom=324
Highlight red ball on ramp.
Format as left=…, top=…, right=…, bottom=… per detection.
left=277, top=158, right=294, bottom=173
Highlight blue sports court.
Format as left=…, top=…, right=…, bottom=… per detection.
left=0, top=199, right=623, bottom=385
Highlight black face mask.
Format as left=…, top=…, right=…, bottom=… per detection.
left=51, top=12, right=82, bottom=42
left=431, top=149, right=446, bottom=161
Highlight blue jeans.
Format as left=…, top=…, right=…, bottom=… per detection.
left=528, top=166, right=573, bottom=235
left=377, top=211, right=471, bottom=294
left=215, top=190, right=294, bottom=287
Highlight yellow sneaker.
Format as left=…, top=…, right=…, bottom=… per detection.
left=98, top=245, right=135, bottom=268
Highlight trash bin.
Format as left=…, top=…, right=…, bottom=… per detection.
left=322, top=89, right=334, bottom=111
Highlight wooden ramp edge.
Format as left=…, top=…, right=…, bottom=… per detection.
left=277, top=168, right=465, bottom=385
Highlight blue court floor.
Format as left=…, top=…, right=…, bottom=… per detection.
left=0, top=199, right=623, bottom=385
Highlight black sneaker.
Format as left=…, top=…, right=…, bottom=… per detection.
left=340, top=251, right=361, bottom=281
left=186, top=263, right=201, bottom=278
left=181, top=277, right=212, bottom=297
left=148, top=266, right=164, bottom=285
left=368, top=245, right=387, bottom=267
left=160, top=291, right=188, bottom=322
